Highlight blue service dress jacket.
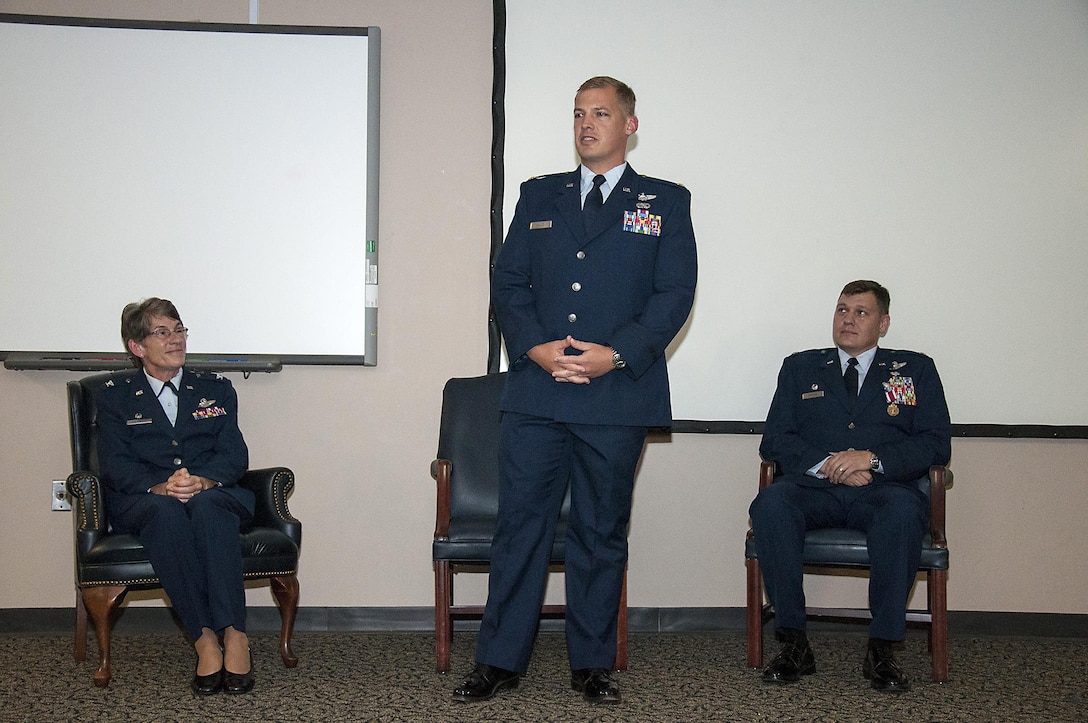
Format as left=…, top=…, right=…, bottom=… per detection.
left=492, top=164, right=698, bottom=427
left=759, top=347, right=952, bottom=484
left=95, top=368, right=252, bottom=522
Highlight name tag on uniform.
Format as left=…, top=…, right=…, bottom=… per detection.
left=801, top=391, right=824, bottom=400
left=126, top=418, right=153, bottom=426
left=529, top=220, right=552, bottom=230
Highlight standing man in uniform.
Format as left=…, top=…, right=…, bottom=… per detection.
left=750, top=280, right=951, bottom=692
left=453, top=76, right=697, bottom=704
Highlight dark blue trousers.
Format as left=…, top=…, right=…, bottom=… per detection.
left=476, top=412, right=647, bottom=673
left=748, top=478, right=928, bottom=641
left=110, top=488, right=254, bottom=640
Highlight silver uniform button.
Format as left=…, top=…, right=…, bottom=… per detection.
left=173, top=457, right=182, bottom=465
left=576, top=250, right=586, bottom=259
left=572, top=282, right=582, bottom=291
left=568, top=313, right=577, bottom=323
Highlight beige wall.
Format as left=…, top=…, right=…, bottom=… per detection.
left=1, top=0, right=1086, bottom=618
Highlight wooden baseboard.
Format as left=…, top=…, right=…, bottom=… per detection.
left=2, top=606, right=1085, bottom=637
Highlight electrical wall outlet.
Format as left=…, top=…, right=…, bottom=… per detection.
left=51, top=480, right=71, bottom=511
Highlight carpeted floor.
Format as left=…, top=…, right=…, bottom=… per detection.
left=2, top=631, right=1086, bottom=722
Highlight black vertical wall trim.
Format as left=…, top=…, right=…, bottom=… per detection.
left=487, top=0, right=506, bottom=374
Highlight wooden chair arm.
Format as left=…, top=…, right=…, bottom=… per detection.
left=928, top=464, right=952, bottom=548
left=758, top=460, right=776, bottom=490
left=432, top=458, right=452, bottom=540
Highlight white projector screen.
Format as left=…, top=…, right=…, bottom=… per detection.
left=501, top=0, right=1088, bottom=427
left=0, top=15, right=380, bottom=367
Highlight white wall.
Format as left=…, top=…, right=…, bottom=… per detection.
left=503, top=0, right=1088, bottom=426
left=1, top=0, right=1085, bottom=619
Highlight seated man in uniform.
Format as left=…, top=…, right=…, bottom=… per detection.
left=749, top=280, right=951, bottom=692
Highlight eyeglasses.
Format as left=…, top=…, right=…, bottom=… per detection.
left=146, top=326, right=188, bottom=341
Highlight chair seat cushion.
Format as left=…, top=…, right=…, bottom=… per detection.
left=434, top=515, right=569, bottom=563
left=745, top=528, right=948, bottom=570
left=76, top=528, right=299, bottom=586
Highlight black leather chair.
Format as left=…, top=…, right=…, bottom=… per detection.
left=431, top=372, right=628, bottom=673
left=66, top=371, right=302, bottom=687
left=745, top=460, right=952, bottom=682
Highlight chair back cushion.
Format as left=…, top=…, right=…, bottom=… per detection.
left=68, top=371, right=121, bottom=475
left=434, top=373, right=571, bottom=562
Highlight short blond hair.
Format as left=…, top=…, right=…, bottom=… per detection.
left=577, top=76, right=636, bottom=118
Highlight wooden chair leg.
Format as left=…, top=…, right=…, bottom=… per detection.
left=929, top=568, right=949, bottom=682
left=270, top=574, right=300, bottom=668
left=74, top=590, right=87, bottom=663
left=614, top=569, right=629, bottom=671
left=435, top=561, right=453, bottom=673
left=81, top=585, right=126, bottom=687
left=746, top=558, right=764, bottom=669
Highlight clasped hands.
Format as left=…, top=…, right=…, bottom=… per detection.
left=150, top=467, right=213, bottom=502
left=820, top=449, right=874, bottom=487
left=528, top=335, right=614, bottom=385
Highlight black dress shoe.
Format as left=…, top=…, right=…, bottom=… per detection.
left=452, top=663, right=519, bottom=702
left=762, top=628, right=816, bottom=684
left=571, top=668, right=621, bottom=704
left=222, top=652, right=255, bottom=695
left=863, top=641, right=910, bottom=692
left=191, top=667, right=223, bottom=696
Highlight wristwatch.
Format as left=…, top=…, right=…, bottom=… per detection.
left=869, top=455, right=881, bottom=471
left=610, top=348, right=627, bottom=370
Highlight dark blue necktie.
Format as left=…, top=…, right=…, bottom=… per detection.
left=582, top=174, right=606, bottom=231
left=844, top=357, right=859, bottom=399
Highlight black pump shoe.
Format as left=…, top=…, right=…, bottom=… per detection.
left=191, top=666, right=223, bottom=696
left=222, top=652, right=255, bottom=695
